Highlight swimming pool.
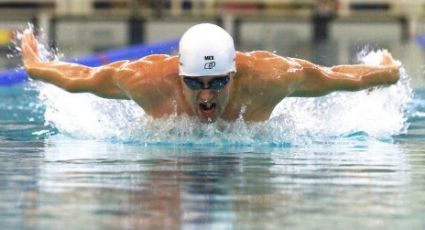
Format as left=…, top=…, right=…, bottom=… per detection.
left=1, top=50, right=425, bottom=229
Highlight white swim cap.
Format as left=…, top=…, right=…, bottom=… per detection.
left=179, top=23, right=236, bottom=77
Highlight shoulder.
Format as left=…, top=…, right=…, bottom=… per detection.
left=235, top=51, right=275, bottom=65
left=120, top=54, right=178, bottom=69
left=233, top=50, right=304, bottom=96
left=232, top=51, right=300, bottom=111
left=115, top=54, right=179, bottom=77
left=236, top=50, right=289, bottom=61
left=238, top=50, right=278, bottom=59
left=111, top=54, right=179, bottom=87
left=141, top=54, right=178, bottom=63
left=236, top=51, right=300, bottom=70
left=112, top=55, right=179, bottom=97
left=235, top=51, right=302, bottom=78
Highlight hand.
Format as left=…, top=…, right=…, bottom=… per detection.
left=380, top=50, right=398, bottom=68
left=21, top=29, right=41, bottom=69
left=380, top=50, right=400, bottom=84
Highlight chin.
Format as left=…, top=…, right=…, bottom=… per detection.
left=196, top=110, right=219, bottom=123
left=201, top=118, right=217, bottom=123
left=198, top=115, right=218, bottom=123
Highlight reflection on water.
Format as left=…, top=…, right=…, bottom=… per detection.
left=1, top=77, right=424, bottom=230
left=2, top=135, right=422, bottom=230
left=1, top=31, right=425, bottom=230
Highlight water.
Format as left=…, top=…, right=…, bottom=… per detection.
left=31, top=50, right=411, bottom=146
left=1, top=49, right=425, bottom=229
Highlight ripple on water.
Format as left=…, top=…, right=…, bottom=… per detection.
left=22, top=50, right=412, bottom=146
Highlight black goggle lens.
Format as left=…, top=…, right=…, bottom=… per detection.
left=183, top=76, right=230, bottom=90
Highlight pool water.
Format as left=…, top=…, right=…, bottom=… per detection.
left=1, top=55, right=425, bottom=229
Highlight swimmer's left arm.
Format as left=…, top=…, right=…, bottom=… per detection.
left=289, top=51, right=400, bottom=97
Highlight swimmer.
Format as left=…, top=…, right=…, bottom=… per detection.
left=21, top=23, right=400, bottom=123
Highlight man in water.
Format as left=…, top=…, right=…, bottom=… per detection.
left=21, top=23, right=400, bottom=123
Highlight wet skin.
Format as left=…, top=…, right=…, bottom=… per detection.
left=180, top=74, right=234, bottom=123
left=21, top=30, right=401, bottom=123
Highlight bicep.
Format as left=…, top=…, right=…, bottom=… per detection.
left=31, top=60, right=129, bottom=99
left=290, top=66, right=362, bottom=97
left=71, top=65, right=129, bottom=99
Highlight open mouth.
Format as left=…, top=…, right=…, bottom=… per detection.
left=199, top=102, right=216, bottom=112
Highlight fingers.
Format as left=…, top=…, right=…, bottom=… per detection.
left=21, top=29, right=41, bottom=66
left=379, top=50, right=397, bottom=67
left=22, top=29, right=37, bottom=51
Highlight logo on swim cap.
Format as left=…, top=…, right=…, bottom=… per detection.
left=179, top=23, right=236, bottom=77
left=203, top=55, right=216, bottom=70
left=204, top=56, right=214, bottom=60
left=204, top=61, right=216, bottom=70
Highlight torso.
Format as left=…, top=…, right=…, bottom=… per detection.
left=115, top=51, right=303, bottom=122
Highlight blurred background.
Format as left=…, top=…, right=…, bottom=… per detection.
left=0, top=0, right=424, bottom=87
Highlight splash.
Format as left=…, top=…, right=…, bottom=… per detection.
left=33, top=48, right=412, bottom=146
left=9, top=24, right=61, bottom=63
left=272, top=51, right=412, bottom=138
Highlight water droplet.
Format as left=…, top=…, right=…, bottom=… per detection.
left=34, top=49, right=413, bottom=145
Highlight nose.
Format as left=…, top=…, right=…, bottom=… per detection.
left=198, top=89, right=215, bottom=102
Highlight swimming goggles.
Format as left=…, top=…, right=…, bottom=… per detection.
left=183, top=75, right=230, bottom=90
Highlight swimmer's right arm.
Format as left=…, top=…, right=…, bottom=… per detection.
left=21, top=30, right=129, bottom=99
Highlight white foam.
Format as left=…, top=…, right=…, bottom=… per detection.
left=36, top=49, right=413, bottom=145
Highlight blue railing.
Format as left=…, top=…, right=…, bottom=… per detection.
left=416, top=35, right=425, bottom=49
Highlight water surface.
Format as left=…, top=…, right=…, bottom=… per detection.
left=1, top=41, right=425, bottom=229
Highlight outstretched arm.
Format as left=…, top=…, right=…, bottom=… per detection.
left=21, top=30, right=128, bottom=99
left=289, top=51, right=400, bottom=97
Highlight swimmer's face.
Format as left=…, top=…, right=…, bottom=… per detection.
left=181, top=73, right=234, bottom=123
